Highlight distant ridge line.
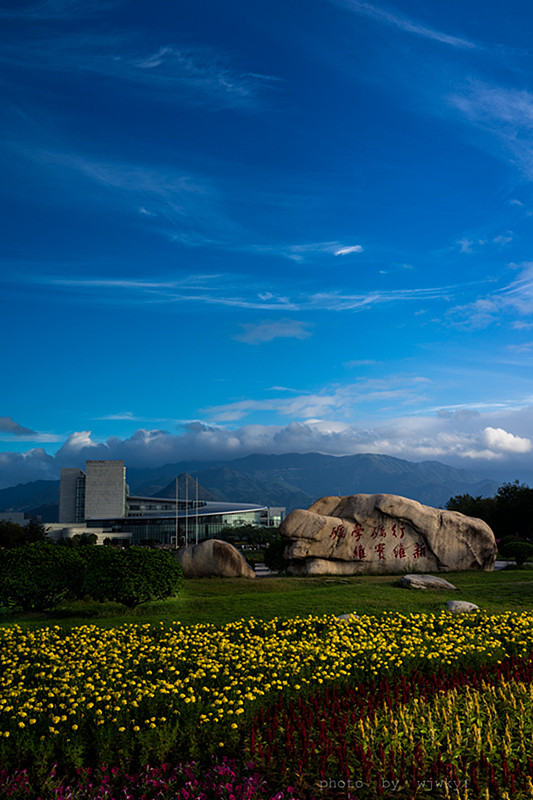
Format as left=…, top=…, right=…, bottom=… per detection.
left=0, top=453, right=499, bottom=522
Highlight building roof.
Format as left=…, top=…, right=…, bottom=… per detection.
left=132, top=500, right=267, bottom=519
left=91, top=499, right=268, bottom=522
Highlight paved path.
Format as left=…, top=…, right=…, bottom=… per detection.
left=254, top=563, right=276, bottom=577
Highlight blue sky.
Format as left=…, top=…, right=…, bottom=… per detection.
left=2, top=0, right=533, bottom=489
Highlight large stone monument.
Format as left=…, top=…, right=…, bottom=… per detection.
left=280, top=494, right=497, bottom=575
left=175, top=539, right=256, bottom=578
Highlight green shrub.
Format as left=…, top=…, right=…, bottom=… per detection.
left=81, top=547, right=183, bottom=608
left=499, top=538, right=533, bottom=567
left=0, top=544, right=184, bottom=612
left=78, top=546, right=124, bottom=603
left=0, top=543, right=84, bottom=611
left=264, top=536, right=287, bottom=572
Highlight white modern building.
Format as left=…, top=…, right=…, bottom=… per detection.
left=58, top=467, right=86, bottom=524
left=56, top=460, right=284, bottom=545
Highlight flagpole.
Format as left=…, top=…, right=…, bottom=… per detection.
left=175, top=476, right=179, bottom=549
left=195, top=477, right=198, bottom=545
left=185, top=476, right=189, bottom=547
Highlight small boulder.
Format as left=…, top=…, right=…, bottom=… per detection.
left=399, top=574, right=457, bottom=590
left=175, top=539, right=256, bottom=578
left=446, top=600, right=479, bottom=614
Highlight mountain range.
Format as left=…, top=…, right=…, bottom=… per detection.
left=0, top=452, right=500, bottom=523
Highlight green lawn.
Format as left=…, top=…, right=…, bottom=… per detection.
left=2, top=566, right=533, bottom=629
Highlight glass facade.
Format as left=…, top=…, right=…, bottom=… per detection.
left=87, top=508, right=273, bottom=546
left=75, top=475, right=86, bottom=523
left=126, top=498, right=207, bottom=517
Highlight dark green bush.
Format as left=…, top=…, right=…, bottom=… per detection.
left=264, top=536, right=287, bottom=572
left=0, top=543, right=84, bottom=611
left=498, top=538, right=533, bottom=567
left=78, top=546, right=124, bottom=603
left=81, top=547, right=183, bottom=607
left=0, top=544, right=183, bottom=612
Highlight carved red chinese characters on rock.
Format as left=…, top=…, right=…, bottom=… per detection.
left=280, top=493, right=497, bottom=576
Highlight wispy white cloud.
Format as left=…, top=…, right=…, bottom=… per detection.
left=305, top=284, right=459, bottom=311
left=40, top=151, right=213, bottom=206
left=499, top=263, right=533, bottom=314
left=447, top=81, right=533, bottom=178
left=330, top=0, right=478, bottom=49
left=449, top=262, right=533, bottom=329
left=267, top=386, right=305, bottom=394
left=507, top=342, right=533, bottom=353
left=5, top=131, right=365, bottom=259
left=456, top=233, right=513, bottom=254
left=494, top=233, right=513, bottom=246
left=457, top=239, right=474, bottom=253
left=234, top=319, right=312, bottom=344
left=0, top=29, right=275, bottom=110
left=95, top=412, right=181, bottom=425
left=49, top=275, right=222, bottom=291
left=448, top=298, right=500, bottom=330
left=334, top=245, right=364, bottom=256
left=247, top=240, right=364, bottom=262
left=344, top=359, right=377, bottom=368
left=96, top=412, right=147, bottom=422
left=204, top=377, right=431, bottom=422
left=13, top=270, right=476, bottom=314
left=451, top=82, right=533, bottom=129
left=8, top=145, right=243, bottom=245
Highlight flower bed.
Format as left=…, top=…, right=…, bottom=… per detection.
left=249, top=656, right=533, bottom=798
left=1, top=611, right=533, bottom=798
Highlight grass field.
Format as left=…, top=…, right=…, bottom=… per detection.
left=1, top=566, right=533, bottom=629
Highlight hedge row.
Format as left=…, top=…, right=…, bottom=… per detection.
left=0, top=543, right=183, bottom=611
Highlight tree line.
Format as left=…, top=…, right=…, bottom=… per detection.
left=446, top=480, right=533, bottom=565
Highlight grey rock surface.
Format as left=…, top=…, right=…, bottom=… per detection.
left=175, top=539, right=256, bottom=578
left=399, top=574, right=457, bottom=590
left=446, top=600, right=480, bottom=613
left=280, top=493, right=497, bottom=576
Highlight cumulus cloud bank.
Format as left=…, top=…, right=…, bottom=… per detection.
left=1, top=408, right=533, bottom=488
left=482, top=426, right=532, bottom=454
